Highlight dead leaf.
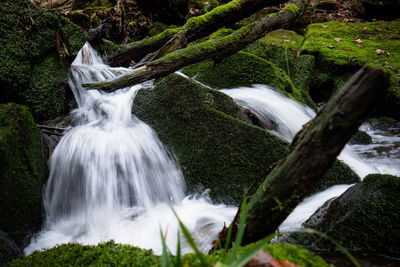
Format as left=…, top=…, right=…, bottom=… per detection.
left=354, top=38, right=362, bottom=44
left=376, top=49, right=385, bottom=55
left=284, top=39, right=290, bottom=43
left=329, top=44, right=333, bottom=49
left=363, top=27, right=368, bottom=30
left=322, top=24, right=328, bottom=28
left=334, top=38, right=341, bottom=42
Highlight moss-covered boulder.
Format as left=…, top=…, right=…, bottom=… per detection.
left=349, top=130, right=372, bottom=145
left=0, top=103, right=45, bottom=246
left=181, top=51, right=310, bottom=106
left=0, top=0, right=87, bottom=121
left=133, top=74, right=359, bottom=204
left=5, top=240, right=329, bottom=267
left=243, top=29, right=317, bottom=109
left=300, top=21, right=400, bottom=120
left=289, top=174, right=400, bottom=256
left=0, top=231, right=22, bottom=266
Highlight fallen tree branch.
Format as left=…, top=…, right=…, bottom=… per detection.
left=213, top=66, right=390, bottom=249
left=101, top=0, right=284, bottom=67
left=84, top=0, right=307, bottom=92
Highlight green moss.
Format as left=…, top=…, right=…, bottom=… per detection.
left=209, top=27, right=234, bottom=39
left=300, top=21, right=400, bottom=118
left=0, top=0, right=86, bottom=121
left=0, top=103, right=45, bottom=246
left=133, top=74, right=360, bottom=204
left=349, top=130, right=372, bottom=144
left=181, top=51, right=307, bottom=104
left=283, top=3, right=300, bottom=14
left=6, top=240, right=329, bottom=267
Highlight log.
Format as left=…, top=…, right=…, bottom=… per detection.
left=103, top=0, right=285, bottom=67
left=83, top=0, right=307, bottom=92
left=216, top=67, right=389, bottom=247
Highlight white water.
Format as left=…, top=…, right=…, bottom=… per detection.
left=222, top=85, right=400, bottom=230
left=26, top=43, right=236, bottom=255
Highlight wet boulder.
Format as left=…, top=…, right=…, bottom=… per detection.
left=0, top=103, right=46, bottom=246
left=133, top=74, right=359, bottom=204
left=289, top=174, right=400, bottom=255
left=0, top=0, right=86, bottom=121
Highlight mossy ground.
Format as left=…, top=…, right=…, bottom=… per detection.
left=0, top=0, right=86, bottom=121
left=300, top=20, right=400, bottom=118
left=133, top=74, right=359, bottom=204
left=0, top=103, right=45, bottom=246
left=5, top=240, right=329, bottom=267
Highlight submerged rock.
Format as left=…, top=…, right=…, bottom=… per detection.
left=0, top=0, right=87, bottom=121
left=133, top=74, right=359, bottom=204
left=287, top=174, right=400, bottom=256
left=0, top=103, right=46, bottom=247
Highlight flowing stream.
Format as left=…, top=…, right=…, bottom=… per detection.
left=222, top=85, right=400, bottom=230
left=27, top=43, right=399, bottom=255
left=25, top=43, right=236, bottom=255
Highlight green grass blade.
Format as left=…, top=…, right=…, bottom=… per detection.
left=175, top=230, right=181, bottom=267
left=229, top=232, right=276, bottom=267
left=171, top=207, right=209, bottom=266
left=226, top=199, right=247, bottom=264
left=160, top=228, right=172, bottom=267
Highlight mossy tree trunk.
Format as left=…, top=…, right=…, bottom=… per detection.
left=100, top=0, right=286, bottom=67
left=223, top=67, right=389, bottom=245
left=84, top=0, right=307, bottom=92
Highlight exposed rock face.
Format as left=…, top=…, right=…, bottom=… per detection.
left=287, top=174, right=400, bottom=256
left=0, top=231, right=22, bottom=266
left=0, top=0, right=86, bottom=121
left=0, top=104, right=46, bottom=247
left=133, top=74, right=359, bottom=204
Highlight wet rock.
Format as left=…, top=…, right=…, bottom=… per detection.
left=349, top=130, right=372, bottom=145
left=0, top=230, right=22, bottom=266
left=287, top=174, right=400, bottom=256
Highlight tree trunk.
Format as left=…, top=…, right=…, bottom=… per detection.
left=103, top=0, right=286, bottom=67
left=83, top=0, right=307, bottom=92
left=219, top=67, right=389, bottom=247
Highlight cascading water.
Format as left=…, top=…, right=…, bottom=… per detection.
left=222, top=85, right=400, bottom=229
left=25, top=43, right=236, bottom=255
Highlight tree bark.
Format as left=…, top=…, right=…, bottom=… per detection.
left=103, top=0, right=285, bottom=67
left=83, top=0, right=307, bottom=92
left=227, top=66, right=389, bottom=246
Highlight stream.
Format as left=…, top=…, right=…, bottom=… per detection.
left=26, top=43, right=400, bottom=256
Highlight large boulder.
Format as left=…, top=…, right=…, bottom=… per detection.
left=300, top=21, right=400, bottom=120
left=0, top=103, right=46, bottom=246
left=0, top=0, right=87, bottom=121
left=290, top=174, right=400, bottom=256
left=133, top=74, right=359, bottom=204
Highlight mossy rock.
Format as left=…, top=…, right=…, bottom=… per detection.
left=0, top=103, right=45, bottom=247
left=0, top=0, right=87, bottom=121
left=243, top=30, right=317, bottom=109
left=181, top=51, right=308, bottom=105
left=349, top=130, right=372, bottom=145
left=0, top=231, right=22, bottom=266
left=5, top=240, right=329, bottom=267
left=300, top=21, right=400, bottom=119
left=288, top=174, right=400, bottom=256
left=133, top=74, right=359, bottom=204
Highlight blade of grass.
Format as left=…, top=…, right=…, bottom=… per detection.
left=160, top=228, right=172, bottom=267
left=226, top=198, right=247, bottom=264
left=171, top=207, right=209, bottom=266
left=175, top=230, right=182, bottom=267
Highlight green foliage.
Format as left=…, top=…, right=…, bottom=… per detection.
left=0, top=103, right=45, bottom=246
left=0, top=0, right=86, bottom=121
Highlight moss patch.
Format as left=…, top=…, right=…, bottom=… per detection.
left=133, top=74, right=359, bottom=204
left=0, top=0, right=87, bottom=121
left=0, top=103, right=45, bottom=246
left=300, top=21, right=400, bottom=119
left=181, top=51, right=307, bottom=105
left=6, top=240, right=329, bottom=267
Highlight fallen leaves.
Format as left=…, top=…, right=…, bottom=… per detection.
left=354, top=38, right=362, bottom=44
left=329, top=44, right=333, bottom=49
left=334, top=38, right=341, bottom=42
left=376, top=49, right=390, bottom=56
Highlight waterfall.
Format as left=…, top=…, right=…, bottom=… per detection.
left=222, top=85, right=400, bottom=229
left=25, top=43, right=236, bottom=255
